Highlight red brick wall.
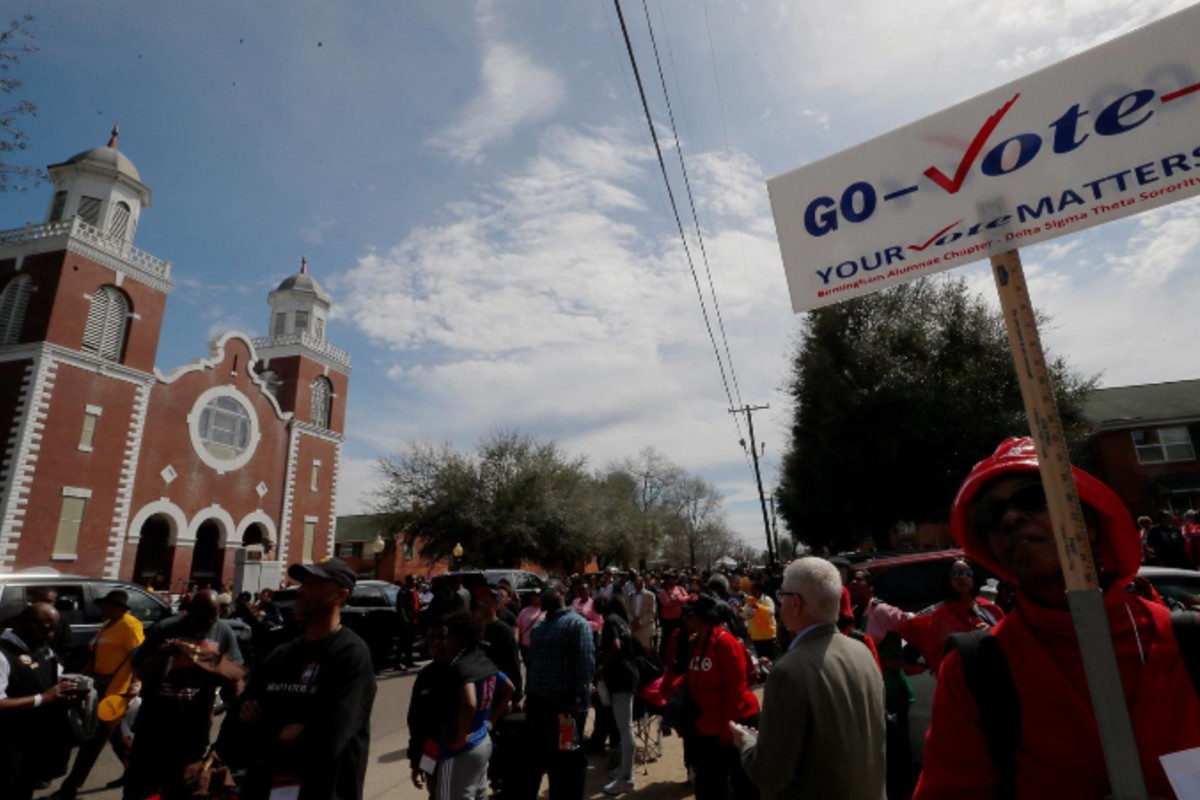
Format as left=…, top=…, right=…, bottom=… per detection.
left=11, top=361, right=142, bottom=573
left=1089, top=429, right=1199, bottom=517
left=40, top=253, right=167, bottom=373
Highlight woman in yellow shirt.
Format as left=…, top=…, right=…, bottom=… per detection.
left=742, top=581, right=778, bottom=662
left=52, top=589, right=144, bottom=799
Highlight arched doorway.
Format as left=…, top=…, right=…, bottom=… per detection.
left=132, top=515, right=174, bottom=589
left=190, top=521, right=225, bottom=588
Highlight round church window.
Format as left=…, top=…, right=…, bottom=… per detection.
left=189, top=387, right=260, bottom=472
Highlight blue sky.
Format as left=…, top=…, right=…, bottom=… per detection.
left=7, top=0, right=1200, bottom=551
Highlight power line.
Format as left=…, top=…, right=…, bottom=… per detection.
left=611, top=0, right=740, bottom=419
left=701, top=0, right=773, bottom=396
left=639, top=0, right=745, bottom=412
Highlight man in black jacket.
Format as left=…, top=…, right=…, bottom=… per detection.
left=233, top=558, right=377, bottom=800
left=0, top=603, right=77, bottom=800
left=393, top=575, right=419, bottom=671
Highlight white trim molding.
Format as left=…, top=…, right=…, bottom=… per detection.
left=127, top=498, right=189, bottom=547
left=62, top=486, right=92, bottom=499
left=0, top=353, right=56, bottom=572
left=186, top=385, right=262, bottom=474
left=106, top=382, right=151, bottom=579
left=277, top=425, right=301, bottom=564
left=325, top=441, right=342, bottom=560
left=187, top=505, right=237, bottom=548
left=235, top=510, right=278, bottom=550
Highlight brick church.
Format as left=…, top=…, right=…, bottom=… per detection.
left=0, top=128, right=351, bottom=590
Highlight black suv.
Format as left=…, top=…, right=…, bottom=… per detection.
left=0, top=569, right=173, bottom=670
left=433, top=569, right=545, bottom=604
left=271, top=579, right=400, bottom=670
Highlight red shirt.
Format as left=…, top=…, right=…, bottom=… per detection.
left=914, top=594, right=1200, bottom=799
left=686, top=625, right=759, bottom=743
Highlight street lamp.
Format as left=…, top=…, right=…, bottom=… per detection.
left=452, top=542, right=464, bottom=570
left=368, top=534, right=386, bottom=578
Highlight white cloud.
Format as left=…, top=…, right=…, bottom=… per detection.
left=802, top=108, right=831, bottom=130
left=334, top=121, right=795, bottom=547
left=750, top=0, right=1193, bottom=111
left=335, top=456, right=385, bottom=515
left=427, top=3, right=567, bottom=164
left=300, top=214, right=337, bottom=246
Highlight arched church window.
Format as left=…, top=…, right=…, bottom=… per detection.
left=0, top=274, right=33, bottom=345
left=82, top=285, right=129, bottom=362
left=109, top=201, right=132, bottom=239
left=311, top=376, right=332, bottom=429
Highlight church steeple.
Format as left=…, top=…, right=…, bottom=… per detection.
left=266, top=257, right=332, bottom=343
left=46, top=125, right=151, bottom=243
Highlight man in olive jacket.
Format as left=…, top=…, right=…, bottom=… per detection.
left=731, top=557, right=886, bottom=800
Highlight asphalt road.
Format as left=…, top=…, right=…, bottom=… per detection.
left=36, top=664, right=697, bottom=800
left=35, top=665, right=422, bottom=800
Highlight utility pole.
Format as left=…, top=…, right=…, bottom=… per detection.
left=729, top=403, right=775, bottom=567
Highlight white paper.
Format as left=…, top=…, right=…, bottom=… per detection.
left=1161, top=746, right=1200, bottom=800
left=268, top=785, right=301, bottom=800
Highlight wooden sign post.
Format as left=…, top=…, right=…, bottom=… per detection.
left=984, top=200, right=1148, bottom=799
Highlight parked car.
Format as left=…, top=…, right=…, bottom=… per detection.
left=271, top=579, right=401, bottom=671
left=0, top=568, right=173, bottom=671
left=854, top=548, right=999, bottom=612
left=432, top=569, right=546, bottom=605
left=1139, top=565, right=1200, bottom=610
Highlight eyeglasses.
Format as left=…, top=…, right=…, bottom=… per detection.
left=776, top=590, right=803, bottom=603
left=949, top=568, right=974, bottom=579
left=970, top=483, right=1048, bottom=533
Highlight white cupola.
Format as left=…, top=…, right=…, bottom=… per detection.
left=266, top=257, right=332, bottom=343
left=45, top=124, right=152, bottom=243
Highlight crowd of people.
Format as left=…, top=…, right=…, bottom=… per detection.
left=3, top=435, right=1200, bottom=800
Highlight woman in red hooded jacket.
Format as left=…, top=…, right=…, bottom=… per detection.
left=914, top=438, right=1200, bottom=800
left=684, top=594, right=760, bottom=800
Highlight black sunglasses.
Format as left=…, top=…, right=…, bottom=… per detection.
left=971, top=483, right=1048, bottom=533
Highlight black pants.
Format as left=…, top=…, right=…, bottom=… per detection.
left=122, top=710, right=210, bottom=800
left=752, top=639, right=778, bottom=661
left=691, top=723, right=759, bottom=800
left=394, top=623, right=415, bottom=668
left=659, top=619, right=682, bottom=660
left=512, top=698, right=587, bottom=800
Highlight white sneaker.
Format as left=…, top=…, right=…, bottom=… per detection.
left=603, top=779, right=635, bottom=795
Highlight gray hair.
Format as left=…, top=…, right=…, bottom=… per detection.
left=782, top=557, right=842, bottom=624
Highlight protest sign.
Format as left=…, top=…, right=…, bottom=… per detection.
left=768, top=4, right=1200, bottom=312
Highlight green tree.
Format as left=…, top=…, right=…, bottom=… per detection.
left=374, top=430, right=596, bottom=569
left=1, top=16, right=43, bottom=192
left=776, top=277, right=1096, bottom=552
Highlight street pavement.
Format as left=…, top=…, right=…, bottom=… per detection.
left=35, top=665, right=697, bottom=800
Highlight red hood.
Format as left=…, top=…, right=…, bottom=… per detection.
left=950, top=437, right=1140, bottom=594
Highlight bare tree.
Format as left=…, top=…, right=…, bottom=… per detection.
left=1, top=16, right=44, bottom=192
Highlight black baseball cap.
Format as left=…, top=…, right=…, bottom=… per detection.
left=288, top=557, right=357, bottom=590
left=98, top=589, right=130, bottom=608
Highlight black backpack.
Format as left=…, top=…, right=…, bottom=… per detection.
left=946, top=611, right=1200, bottom=800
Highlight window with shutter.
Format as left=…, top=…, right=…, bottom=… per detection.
left=54, top=495, right=88, bottom=558
left=0, top=274, right=33, bottom=345
left=311, top=377, right=332, bottom=429
left=109, top=201, right=132, bottom=239
left=295, top=310, right=309, bottom=332
left=78, top=196, right=102, bottom=226
left=82, top=286, right=129, bottom=361
left=273, top=313, right=287, bottom=337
